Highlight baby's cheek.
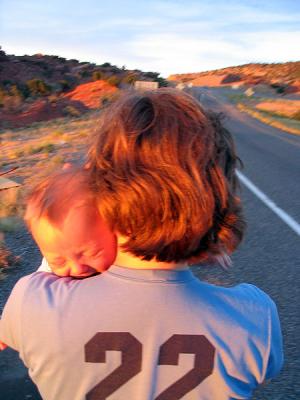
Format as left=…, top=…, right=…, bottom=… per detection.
left=92, top=260, right=107, bottom=273
left=92, top=255, right=113, bottom=272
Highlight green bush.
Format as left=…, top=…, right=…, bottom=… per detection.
left=107, top=75, right=121, bottom=87
left=0, top=87, right=7, bottom=106
left=155, top=76, right=169, bottom=87
left=9, top=85, right=23, bottom=99
left=122, top=74, right=138, bottom=85
left=270, top=83, right=287, bottom=94
left=80, top=70, right=91, bottom=78
left=2, top=79, right=13, bottom=87
left=221, top=74, right=242, bottom=84
left=0, top=89, right=22, bottom=110
left=59, top=80, right=71, bottom=92
left=0, top=241, right=12, bottom=268
left=100, top=62, right=112, bottom=68
left=28, top=143, right=55, bottom=155
left=26, top=79, right=51, bottom=97
left=144, top=72, right=160, bottom=79
left=18, top=83, right=30, bottom=99
left=92, top=71, right=104, bottom=81
left=63, top=105, right=81, bottom=117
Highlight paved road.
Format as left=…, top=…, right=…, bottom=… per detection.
left=0, top=88, right=299, bottom=399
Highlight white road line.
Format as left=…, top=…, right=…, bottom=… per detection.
left=236, top=171, right=300, bottom=236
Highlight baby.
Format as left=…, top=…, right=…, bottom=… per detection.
left=0, top=168, right=116, bottom=351
left=25, top=167, right=117, bottom=278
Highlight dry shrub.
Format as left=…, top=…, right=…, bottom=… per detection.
left=0, top=241, right=11, bottom=268
left=0, top=186, right=23, bottom=218
left=0, top=231, right=19, bottom=269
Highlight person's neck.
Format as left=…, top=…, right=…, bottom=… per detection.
left=114, top=249, right=188, bottom=271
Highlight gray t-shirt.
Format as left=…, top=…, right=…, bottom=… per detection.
left=0, top=265, right=283, bottom=400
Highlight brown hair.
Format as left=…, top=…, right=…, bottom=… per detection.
left=88, top=88, right=245, bottom=265
left=25, top=167, right=96, bottom=229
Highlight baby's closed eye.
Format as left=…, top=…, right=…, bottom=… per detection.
left=49, top=257, right=66, bottom=267
left=83, top=249, right=103, bottom=258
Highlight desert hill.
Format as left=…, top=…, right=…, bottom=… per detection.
left=168, top=62, right=300, bottom=93
left=0, top=48, right=167, bottom=128
left=0, top=48, right=165, bottom=91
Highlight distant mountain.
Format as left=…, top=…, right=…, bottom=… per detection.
left=168, top=62, right=300, bottom=93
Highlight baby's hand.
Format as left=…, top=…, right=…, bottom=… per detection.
left=0, top=340, right=8, bottom=351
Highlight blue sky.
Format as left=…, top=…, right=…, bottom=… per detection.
left=1, top=0, right=299, bottom=77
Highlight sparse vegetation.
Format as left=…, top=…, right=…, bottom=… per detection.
left=170, top=62, right=300, bottom=86
left=63, top=105, right=82, bottom=117
left=122, top=73, right=138, bottom=85
left=221, top=74, right=242, bottom=84
left=292, top=111, right=300, bottom=121
left=237, top=103, right=300, bottom=135
left=106, top=75, right=121, bottom=87
left=0, top=222, right=21, bottom=269
left=26, top=79, right=51, bottom=97
left=58, top=80, right=71, bottom=92
left=0, top=240, right=13, bottom=269
left=1, top=110, right=100, bottom=207
left=50, top=154, right=65, bottom=165
left=92, top=71, right=104, bottom=81
left=223, top=88, right=300, bottom=136
left=28, top=142, right=55, bottom=155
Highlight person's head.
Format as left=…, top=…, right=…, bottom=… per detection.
left=88, top=88, right=245, bottom=266
left=25, top=168, right=117, bottom=277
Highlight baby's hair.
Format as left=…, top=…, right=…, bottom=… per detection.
left=88, top=88, right=245, bottom=266
left=25, top=167, right=95, bottom=229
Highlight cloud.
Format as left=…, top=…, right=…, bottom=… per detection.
left=128, top=30, right=300, bottom=76
left=1, top=0, right=299, bottom=76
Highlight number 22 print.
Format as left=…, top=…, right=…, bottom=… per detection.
left=85, top=332, right=215, bottom=399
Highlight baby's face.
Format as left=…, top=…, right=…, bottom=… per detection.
left=31, top=205, right=117, bottom=278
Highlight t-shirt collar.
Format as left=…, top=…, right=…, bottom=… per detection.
left=107, top=264, right=195, bottom=283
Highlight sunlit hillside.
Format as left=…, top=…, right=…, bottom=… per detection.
left=169, top=62, right=300, bottom=94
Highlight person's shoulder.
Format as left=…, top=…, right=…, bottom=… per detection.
left=233, top=283, right=277, bottom=310
left=7, top=272, right=40, bottom=295
left=198, top=281, right=277, bottom=317
left=9, top=271, right=68, bottom=298
left=16, top=270, right=60, bottom=286
left=222, top=283, right=280, bottom=329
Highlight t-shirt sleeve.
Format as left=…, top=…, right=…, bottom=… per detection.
left=0, top=276, right=30, bottom=351
left=238, top=283, right=284, bottom=384
left=265, top=296, right=284, bottom=380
